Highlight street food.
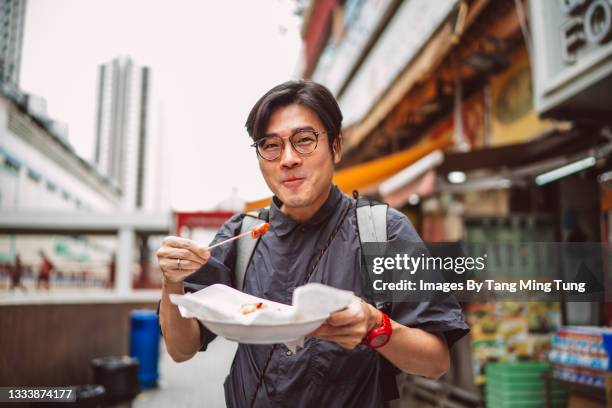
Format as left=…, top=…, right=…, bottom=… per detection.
left=207, top=222, right=272, bottom=250
left=251, top=223, right=270, bottom=239
left=241, top=302, right=267, bottom=315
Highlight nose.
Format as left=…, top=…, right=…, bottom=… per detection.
left=279, top=139, right=301, bottom=169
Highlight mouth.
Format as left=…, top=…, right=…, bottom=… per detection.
left=281, top=177, right=305, bottom=189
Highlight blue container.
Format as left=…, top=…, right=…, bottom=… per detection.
left=130, top=310, right=160, bottom=388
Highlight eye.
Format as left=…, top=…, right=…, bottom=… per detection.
left=294, top=132, right=316, bottom=145
left=260, top=138, right=281, bottom=150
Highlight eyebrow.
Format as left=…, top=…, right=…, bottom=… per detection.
left=263, top=126, right=316, bottom=138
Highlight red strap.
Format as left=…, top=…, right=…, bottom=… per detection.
left=363, top=311, right=392, bottom=349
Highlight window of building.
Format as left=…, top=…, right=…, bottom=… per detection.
left=2, top=156, right=20, bottom=173
left=27, top=168, right=41, bottom=183
left=46, top=180, right=57, bottom=192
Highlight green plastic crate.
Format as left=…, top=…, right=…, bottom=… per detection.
left=486, top=362, right=552, bottom=376
left=486, top=388, right=567, bottom=401
left=486, top=380, right=566, bottom=393
left=485, top=362, right=567, bottom=408
left=486, top=396, right=566, bottom=408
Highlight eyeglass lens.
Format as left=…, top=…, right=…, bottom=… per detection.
left=256, top=130, right=318, bottom=160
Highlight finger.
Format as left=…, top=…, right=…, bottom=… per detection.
left=311, top=323, right=366, bottom=338
left=307, top=322, right=334, bottom=338
left=167, top=258, right=200, bottom=272
left=159, top=260, right=195, bottom=282
left=194, top=245, right=211, bottom=261
left=173, top=258, right=202, bottom=271
left=161, top=236, right=213, bottom=261
left=162, top=236, right=203, bottom=254
left=327, top=308, right=364, bottom=327
left=306, top=321, right=327, bottom=337
left=325, top=326, right=366, bottom=338
left=159, top=258, right=199, bottom=274
left=307, top=328, right=321, bottom=338
left=157, top=247, right=207, bottom=265
left=160, top=248, right=205, bottom=266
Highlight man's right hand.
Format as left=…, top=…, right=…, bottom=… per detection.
left=156, top=236, right=211, bottom=284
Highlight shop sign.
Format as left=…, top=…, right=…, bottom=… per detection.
left=490, top=48, right=557, bottom=146
left=530, top=0, right=612, bottom=118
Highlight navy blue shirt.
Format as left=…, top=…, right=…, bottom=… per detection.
left=181, top=185, right=469, bottom=407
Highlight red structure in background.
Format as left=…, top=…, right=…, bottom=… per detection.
left=302, top=0, right=337, bottom=78
left=173, top=211, right=236, bottom=236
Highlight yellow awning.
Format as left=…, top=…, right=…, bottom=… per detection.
left=333, top=136, right=451, bottom=194
left=245, top=196, right=273, bottom=212
left=244, top=136, right=451, bottom=212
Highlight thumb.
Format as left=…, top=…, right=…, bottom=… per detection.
left=195, top=245, right=211, bottom=261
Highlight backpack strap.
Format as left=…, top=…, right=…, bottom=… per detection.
left=355, top=196, right=388, bottom=243
left=354, top=193, right=399, bottom=402
left=235, top=208, right=269, bottom=291
left=355, top=194, right=389, bottom=310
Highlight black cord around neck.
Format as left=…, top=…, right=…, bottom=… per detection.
left=247, top=201, right=353, bottom=407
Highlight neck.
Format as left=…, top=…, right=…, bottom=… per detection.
left=280, top=185, right=332, bottom=223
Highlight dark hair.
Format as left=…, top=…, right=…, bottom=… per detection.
left=245, top=80, right=343, bottom=150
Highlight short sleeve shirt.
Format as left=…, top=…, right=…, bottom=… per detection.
left=180, top=185, right=469, bottom=408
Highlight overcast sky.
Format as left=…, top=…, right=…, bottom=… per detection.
left=20, top=0, right=303, bottom=211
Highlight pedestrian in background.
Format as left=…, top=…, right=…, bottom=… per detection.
left=37, top=250, right=54, bottom=291
left=107, top=253, right=116, bottom=289
left=10, top=254, right=27, bottom=291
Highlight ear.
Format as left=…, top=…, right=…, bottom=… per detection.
left=332, top=133, right=343, bottom=164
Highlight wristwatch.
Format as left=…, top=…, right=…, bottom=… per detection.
left=362, top=311, right=392, bottom=349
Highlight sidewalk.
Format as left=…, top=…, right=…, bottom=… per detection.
left=135, top=337, right=238, bottom=408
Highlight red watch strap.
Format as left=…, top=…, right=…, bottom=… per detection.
left=363, top=311, right=392, bottom=349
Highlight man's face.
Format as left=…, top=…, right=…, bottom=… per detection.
left=257, top=103, right=341, bottom=218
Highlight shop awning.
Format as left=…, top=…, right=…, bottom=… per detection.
left=383, top=170, right=436, bottom=208
left=333, top=136, right=451, bottom=194
left=244, top=136, right=452, bottom=212
left=379, top=150, right=443, bottom=196
left=435, top=138, right=612, bottom=193
left=437, top=125, right=603, bottom=175
left=245, top=196, right=273, bottom=212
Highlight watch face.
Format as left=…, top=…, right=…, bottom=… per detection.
left=371, top=334, right=390, bottom=348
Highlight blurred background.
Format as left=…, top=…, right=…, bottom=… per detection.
left=1, top=0, right=611, bottom=407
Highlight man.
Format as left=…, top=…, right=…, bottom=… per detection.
left=107, top=253, right=116, bottom=289
left=37, top=250, right=53, bottom=291
left=157, top=80, right=469, bottom=407
left=10, top=254, right=26, bottom=291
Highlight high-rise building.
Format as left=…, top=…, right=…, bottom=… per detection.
left=0, top=0, right=26, bottom=86
left=94, top=56, right=152, bottom=210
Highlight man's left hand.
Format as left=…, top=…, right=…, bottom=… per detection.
left=308, top=298, right=382, bottom=350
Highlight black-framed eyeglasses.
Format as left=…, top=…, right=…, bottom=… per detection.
left=251, top=129, right=326, bottom=161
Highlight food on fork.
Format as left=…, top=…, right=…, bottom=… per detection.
left=251, top=223, right=270, bottom=239
left=207, top=222, right=271, bottom=250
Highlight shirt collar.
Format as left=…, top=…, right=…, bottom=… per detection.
left=269, top=185, right=343, bottom=237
